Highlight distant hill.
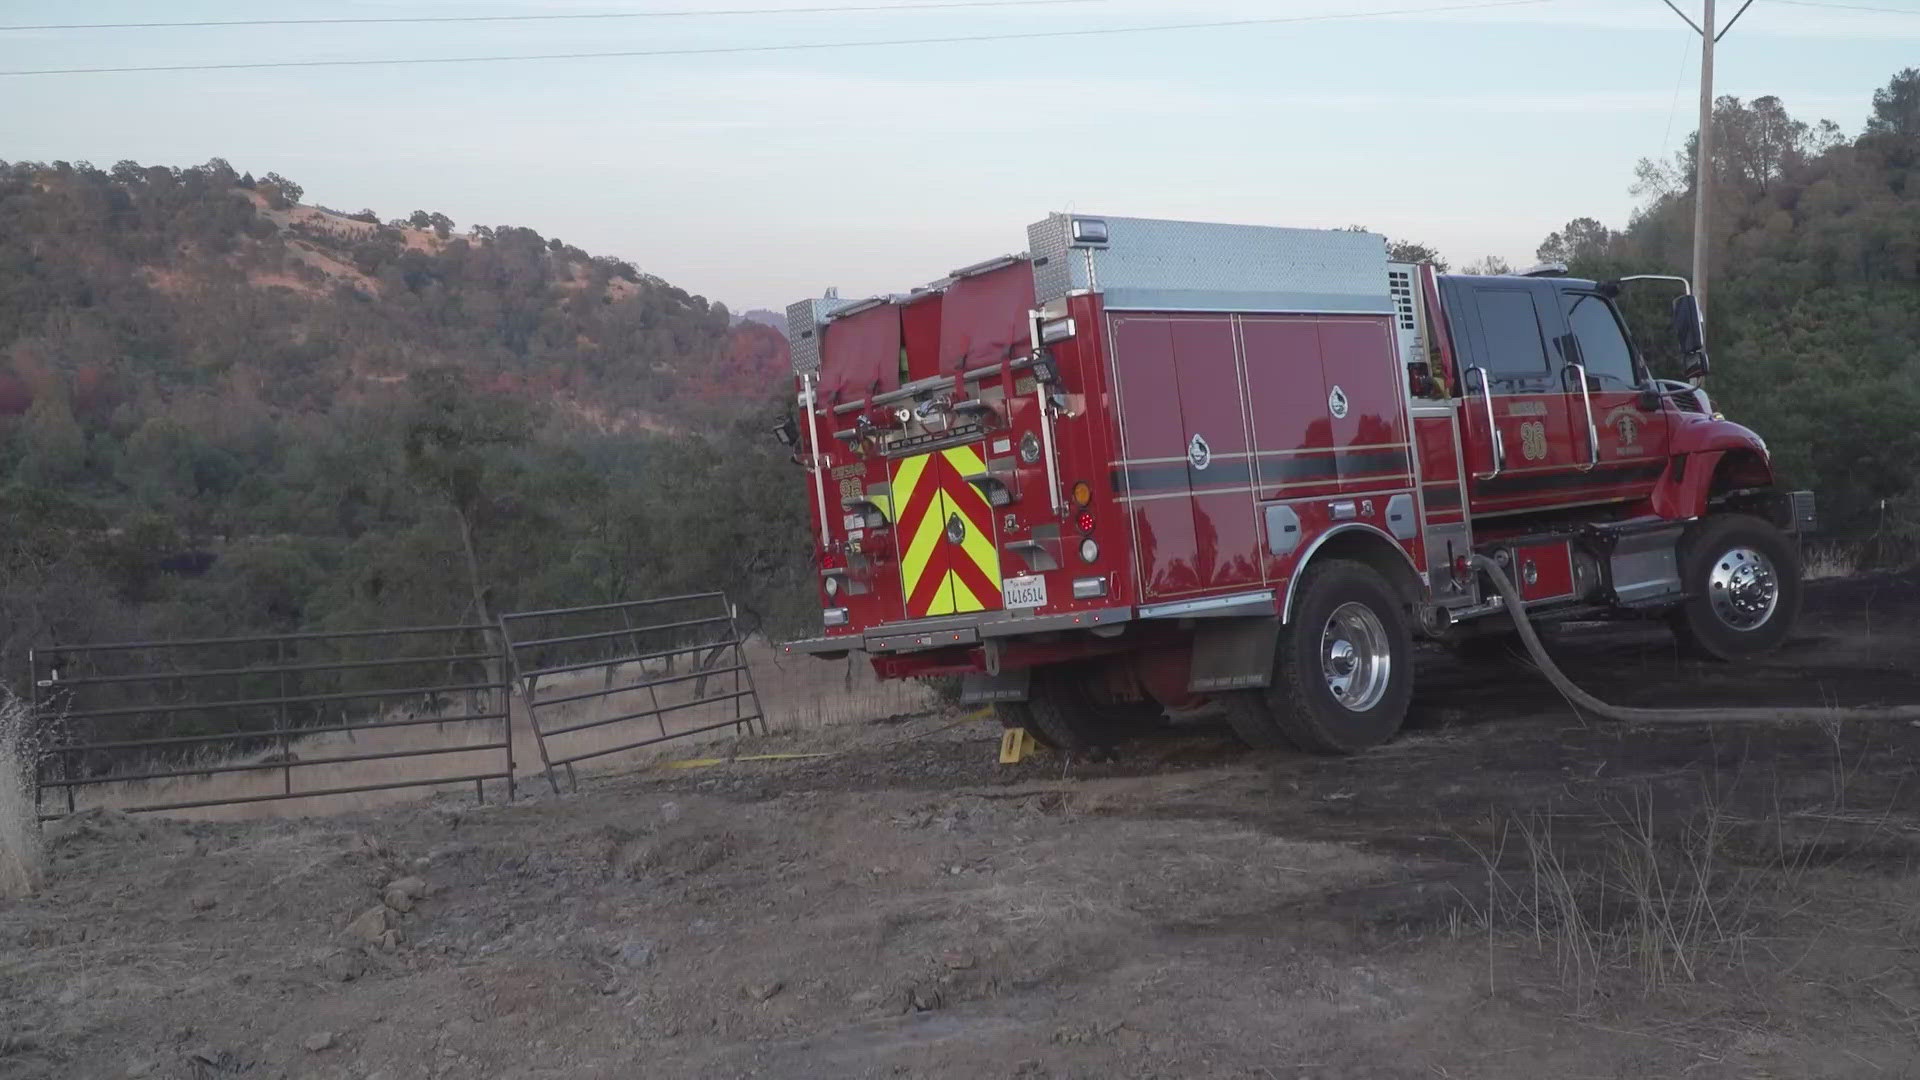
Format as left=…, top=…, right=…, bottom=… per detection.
left=736, top=308, right=786, bottom=332
left=0, top=157, right=790, bottom=432
left=0, top=158, right=812, bottom=683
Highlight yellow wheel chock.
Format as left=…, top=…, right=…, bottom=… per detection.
left=998, top=727, right=1039, bottom=764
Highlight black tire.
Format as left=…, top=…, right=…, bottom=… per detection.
left=996, top=663, right=1162, bottom=750
left=1264, top=559, right=1415, bottom=755
left=1670, top=513, right=1802, bottom=661
left=1219, top=688, right=1296, bottom=750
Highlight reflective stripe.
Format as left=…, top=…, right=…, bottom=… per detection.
left=892, top=447, right=1003, bottom=619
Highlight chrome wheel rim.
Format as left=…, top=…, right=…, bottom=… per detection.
left=1707, top=546, right=1779, bottom=632
left=1321, top=602, right=1392, bottom=712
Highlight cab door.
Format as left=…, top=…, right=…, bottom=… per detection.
left=1447, top=278, right=1585, bottom=513
left=1551, top=286, right=1671, bottom=486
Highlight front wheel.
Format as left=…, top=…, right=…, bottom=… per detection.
left=1670, top=513, right=1802, bottom=660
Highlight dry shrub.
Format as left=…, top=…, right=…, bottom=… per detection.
left=1802, top=541, right=1862, bottom=581
left=0, top=688, right=43, bottom=897
left=1454, top=787, right=1758, bottom=1004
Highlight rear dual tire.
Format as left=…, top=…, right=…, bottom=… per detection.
left=997, top=662, right=1163, bottom=751
left=1223, top=559, right=1415, bottom=755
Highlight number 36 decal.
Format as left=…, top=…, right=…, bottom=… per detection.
left=1519, top=421, right=1548, bottom=462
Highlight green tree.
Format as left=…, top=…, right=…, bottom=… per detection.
left=400, top=368, right=534, bottom=623
left=1535, top=217, right=1616, bottom=267
left=260, top=171, right=302, bottom=209
left=1866, top=67, right=1920, bottom=138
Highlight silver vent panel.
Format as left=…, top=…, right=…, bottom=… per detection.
left=1027, top=213, right=1394, bottom=315
left=785, top=295, right=860, bottom=375
left=1387, top=263, right=1425, bottom=369
left=1027, top=214, right=1074, bottom=306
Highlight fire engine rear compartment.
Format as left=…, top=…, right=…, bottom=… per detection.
left=1105, top=311, right=1417, bottom=603
left=786, top=216, right=1463, bottom=661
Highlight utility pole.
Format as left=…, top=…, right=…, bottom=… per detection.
left=1662, top=0, right=1752, bottom=318
left=1693, top=0, right=1714, bottom=317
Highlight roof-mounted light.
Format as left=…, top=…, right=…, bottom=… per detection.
left=1069, top=217, right=1109, bottom=248
left=1039, top=316, right=1076, bottom=344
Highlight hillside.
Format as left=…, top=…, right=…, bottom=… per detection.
left=0, top=159, right=812, bottom=688
left=0, top=158, right=790, bottom=430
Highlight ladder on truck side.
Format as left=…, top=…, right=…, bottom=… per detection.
left=1391, top=261, right=1480, bottom=615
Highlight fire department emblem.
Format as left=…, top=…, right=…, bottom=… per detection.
left=1606, top=406, right=1642, bottom=449
left=1328, top=385, right=1349, bottom=419
left=1187, top=432, right=1212, bottom=471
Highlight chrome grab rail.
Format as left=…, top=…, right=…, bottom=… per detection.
left=1027, top=310, right=1065, bottom=515
left=1568, top=362, right=1600, bottom=471
left=800, top=374, right=834, bottom=549
left=1468, top=365, right=1504, bottom=480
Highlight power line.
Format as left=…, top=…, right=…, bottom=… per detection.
left=1658, top=17, right=1693, bottom=158
left=0, top=0, right=1558, bottom=76
left=1, top=0, right=1105, bottom=34
left=1771, top=0, right=1920, bottom=12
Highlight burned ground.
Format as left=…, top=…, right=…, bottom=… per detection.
left=4, top=572, right=1919, bottom=1079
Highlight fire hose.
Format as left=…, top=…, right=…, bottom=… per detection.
left=1468, top=554, right=1920, bottom=726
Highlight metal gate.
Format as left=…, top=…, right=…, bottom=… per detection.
left=29, top=624, right=512, bottom=819
left=498, top=593, right=765, bottom=793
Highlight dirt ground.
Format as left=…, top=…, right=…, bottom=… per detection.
left=5, top=572, right=1920, bottom=1080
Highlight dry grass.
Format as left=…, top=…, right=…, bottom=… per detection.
left=36, top=640, right=939, bottom=823
left=1452, top=787, right=1761, bottom=1005
left=0, top=688, right=43, bottom=896
left=1803, top=541, right=1863, bottom=582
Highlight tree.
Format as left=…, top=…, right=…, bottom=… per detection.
left=16, top=391, right=87, bottom=484
left=1459, top=255, right=1514, bottom=276
left=260, top=171, right=302, bottom=209
left=1343, top=225, right=1450, bottom=271
left=1387, top=240, right=1448, bottom=271
left=400, top=368, right=534, bottom=623
left=1866, top=67, right=1920, bottom=138
left=1535, top=217, right=1616, bottom=267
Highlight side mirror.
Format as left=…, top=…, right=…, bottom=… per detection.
left=1671, top=294, right=1704, bottom=355
left=1637, top=386, right=1663, bottom=412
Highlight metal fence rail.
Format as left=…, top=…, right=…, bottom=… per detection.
left=29, top=624, right=512, bottom=818
left=499, top=592, right=765, bottom=793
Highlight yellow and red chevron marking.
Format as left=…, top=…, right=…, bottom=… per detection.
left=892, top=446, right=1001, bottom=618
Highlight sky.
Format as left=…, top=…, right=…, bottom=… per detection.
left=3, top=0, right=1918, bottom=312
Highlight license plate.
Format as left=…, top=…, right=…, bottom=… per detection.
left=1002, top=575, right=1047, bottom=609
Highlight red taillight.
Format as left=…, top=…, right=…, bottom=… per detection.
left=1076, top=510, right=1096, bottom=535
left=820, top=549, right=845, bottom=570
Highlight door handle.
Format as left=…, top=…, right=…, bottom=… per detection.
left=1567, top=363, right=1599, bottom=472
left=1468, top=365, right=1504, bottom=480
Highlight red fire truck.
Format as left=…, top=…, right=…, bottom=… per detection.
left=778, top=213, right=1814, bottom=753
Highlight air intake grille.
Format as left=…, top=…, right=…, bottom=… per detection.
left=1387, top=266, right=1424, bottom=368
left=1388, top=269, right=1416, bottom=332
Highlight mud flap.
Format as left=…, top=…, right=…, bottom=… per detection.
left=961, top=669, right=1030, bottom=704
left=1187, top=616, right=1280, bottom=692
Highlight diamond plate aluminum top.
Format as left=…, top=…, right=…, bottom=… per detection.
left=1026, top=212, right=1393, bottom=315
left=785, top=295, right=860, bottom=375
